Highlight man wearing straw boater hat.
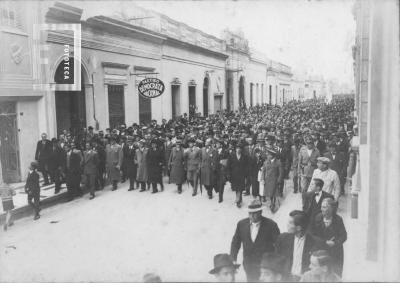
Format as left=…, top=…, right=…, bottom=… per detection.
left=209, top=253, right=240, bottom=282
left=230, top=200, right=280, bottom=282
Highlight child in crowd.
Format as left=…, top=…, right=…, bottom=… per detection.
left=1, top=183, right=15, bottom=231
left=25, top=161, right=41, bottom=220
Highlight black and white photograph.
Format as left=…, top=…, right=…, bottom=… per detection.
left=0, top=0, right=399, bottom=282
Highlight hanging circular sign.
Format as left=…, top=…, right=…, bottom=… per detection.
left=138, top=78, right=165, bottom=98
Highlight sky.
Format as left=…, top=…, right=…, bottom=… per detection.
left=78, top=0, right=356, bottom=87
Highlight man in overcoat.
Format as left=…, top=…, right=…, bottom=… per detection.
left=169, top=140, right=186, bottom=193
left=124, top=136, right=137, bottom=191
left=65, top=142, right=83, bottom=201
left=105, top=136, right=123, bottom=191
left=83, top=141, right=99, bottom=199
left=147, top=139, right=164, bottom=194
left=136, top=140, right=148, bottom=192
left=184, top=138, right=201, bottom=196
left=35, top=133, right=52, bottom=185
left=230, top=200, right=280, bottom=282
left=261, top=147, right=283, bottom=211
left=48, top=138, right=65, bottom=194
left=309, top=198, right=347, bottom=277
left=298, top=135, right=320, bottom=205
left=215, top=138, right=229, bottom=203
left=227, top=141, right=249, bottom=208
left=200, top=138, right=218, bottom=199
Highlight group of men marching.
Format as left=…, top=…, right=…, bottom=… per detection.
left=31, top=99, right=353, bottom=211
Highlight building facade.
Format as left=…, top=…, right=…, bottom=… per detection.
left=349, top=0, right=400, bottom=281
left=0, top=1, right=317, bottom=182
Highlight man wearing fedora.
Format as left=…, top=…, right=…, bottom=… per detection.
left=209, top=253, right=240, bottom=282
left=310, top=157, right=341, bottom=201
left=227, top=141, right=249, bottom=207
left=230, top=200, right=280, bottom=282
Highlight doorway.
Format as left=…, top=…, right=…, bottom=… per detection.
left=171, top=84, right=180, bottom=118
left=203, top=77, right=209, bottom=116
left=214, top=95, right=222, bottom=113
left=54, top=58, right=86, bottom=137
left=239, top=76, right=245, bottom=108
left=189, top=85, right=196, bottom=118
left=269, top=85, right=272, bottom=104
left=250, top=83, right=254, bottom=107
left=0, top=102, right=20, bottom=183
left=108, top=85, right=126, bottom=128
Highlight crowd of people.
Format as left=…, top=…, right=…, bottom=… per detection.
left=2, top=98, right=354, bottom=282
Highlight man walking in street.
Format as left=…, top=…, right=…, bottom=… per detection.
left=35, top=133, right=52, bottom=186
left=83, top=141, right=99, bottom=199
left=184, top=138, right=201, bottom=196
left=230, top=200, right=280, bottom=282
left=227, top=141, right=249, bottom=208
left=105, top=136, right=123, bottom=191
left=65, top=142, right=83, bottom=201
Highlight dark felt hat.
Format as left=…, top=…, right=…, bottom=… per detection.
left=209, top=254, right=240, bottom=274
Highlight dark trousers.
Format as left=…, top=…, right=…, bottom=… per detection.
left=177, top=184, right=182, bottom=192
left=245, top=177, right=251, bottom=194
left=39, top=160, right=50, bottom=184
left=129, top=176, right=136, bottom=189
left=66, top=172, right=81, bottom=199
left=27, top=193, right=40, bottom=216
left=151, top=182, right=158, bottom=192
left=50, top=168, right=62, bottom=193
left=293, top=174, right=299, bottom=193
left=251, top=176, right=259, bottom=197
left=205, top=185, right=213, bottom=197
left=85, top=174, right=96, bottom=196
left=96, top=165, right=105, bottom=189
left=139, top=182, right=146, bottom=191
left=217, top=181, right=225, bottom=201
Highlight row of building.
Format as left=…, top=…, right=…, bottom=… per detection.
left=0, top=1, right=326, bottom=182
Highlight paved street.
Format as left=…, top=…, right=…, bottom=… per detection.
left=0, top=177, right=308, bottom=282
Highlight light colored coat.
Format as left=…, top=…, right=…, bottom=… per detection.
left=298, top=146, right=320, bottom=177
left=261, top=158, right=283, bottom=198
left=169, top=147, right=186, bottom=184
left=105, top=144, right=122, bottom=181
left=135, top=147, right=148, bottom=182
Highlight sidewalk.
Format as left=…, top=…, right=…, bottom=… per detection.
left=0, top=180, right=69, bottom=224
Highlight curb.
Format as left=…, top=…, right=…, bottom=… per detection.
left=0, top=186, right=93, bottom=225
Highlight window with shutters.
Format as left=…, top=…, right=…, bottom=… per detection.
left=108, top=85, right=125, bottom=129
left=0, top=2, right=24, bottom=30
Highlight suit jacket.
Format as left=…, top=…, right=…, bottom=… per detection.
left=262, top=158, right=283, bottom=197
left=83, top=150, right=99, bottom=175
left=227, top=153, right=249, bottom=190
left=309, top=213, right=347, bottom=270
left=275, top=232, right=322, bottom=276
left=298, top=146, right=320, bottom=177
left=35, top=140, right=52, bottom=161
left=66, top=150, right=82, bottom=174
left=184, top=147, right=201, bottom=171
left=25, top=170, right=40, bottom=194
left=231, top=216, right=280, bottom=266
left=324, top=151, right=347, bottom=178
left=124, top=145, right=137, bottom=177
left=303, top=191, right=334, bottom=222
left=200, top=147, right=218, bottom=186
left=315, top=140, right=327, bottom=155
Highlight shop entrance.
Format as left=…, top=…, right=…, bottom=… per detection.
left=54, top=58, right=86, bottom=137
left=0, top=102, right=20, bottom=183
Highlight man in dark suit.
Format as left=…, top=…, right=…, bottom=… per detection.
left=309, top=198, right=347, bottom=277
left=215, top=138, right=228, bottom=203
left=25, top=161, right=41, bottom=220
left=303, top=178, right=334, bottom=224
left=48, top=138, right=66, bottom=194
left=65, top=142, right=83, bottom=201
left=324, top=143, right=347, bottom=195
left=35, top=133, right=52, bottom=185
left=275, top=210, right=322, bottom=281
left=83, top=142, right=99, bottom=199
left=227, top=142, right=249, bottom=208
left=231, top=200, right=280, bottom=282
left=124, top=136, right=138, bottom=191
